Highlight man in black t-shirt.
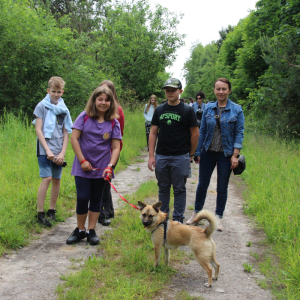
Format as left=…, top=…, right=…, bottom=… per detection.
left=148, top=78, right=199, bottom=223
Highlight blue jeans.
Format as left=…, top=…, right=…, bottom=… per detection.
left=38, top=155, right=62, bottom=179
left=155, top=153, right=190, bottom=222
left=194, top=150, right=232, bottom=218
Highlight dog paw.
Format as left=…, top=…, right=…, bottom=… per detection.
left=213, top=277, right=218, bottom=281
left=204, top=283, right=211, bottom=288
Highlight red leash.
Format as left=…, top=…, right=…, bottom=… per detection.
left=105, top=175, right=139, bottom=210
left=88, top=164, right=140, bottom=210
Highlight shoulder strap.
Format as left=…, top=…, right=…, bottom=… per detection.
left=111, top=119, right=115, bottom=130
left=84, top=114, right=89, bottom=124
left=214, top=107, right=221, bottom=130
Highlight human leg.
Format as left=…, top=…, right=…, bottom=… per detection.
left=155, top=154, right=171, bottom=216
left=145, top=123, right=151, bottom=149
left=169, top=154, right=190, bottom=222
left=98, top=181, right=113, bottom=226
left=194, top=150, right=216, bottom=212
left=215, top=153, right=232, bottom=218
left=37, top=177, right=52, bottom=212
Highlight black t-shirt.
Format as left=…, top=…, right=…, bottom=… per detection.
left=151, top=102, right=198, bottom=156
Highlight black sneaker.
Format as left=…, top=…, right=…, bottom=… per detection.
left=66, top=227, right=86, bottom=245
left=46, top=209, right=57, bottom=222
left=86, top=229, right=100, bottom=245
left=37, top=212, right=52, bottom=228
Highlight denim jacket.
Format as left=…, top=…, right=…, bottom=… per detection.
left=192, top=102, right=206, bottom=115
left=195, top=99, right=244, bottom=157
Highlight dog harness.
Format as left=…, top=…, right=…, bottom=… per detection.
left=151, top=220, right=169, bottom=246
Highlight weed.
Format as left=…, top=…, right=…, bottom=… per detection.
left=243, top=262, right=254, bottom=273
left=246, top=241, right=253, bottom=247
left=135, top=167, right=141, bottom=171
left=250, top=251, right=259, bottom=260
left=176, top=290, right=204, bottom=300
left=187, top=206, right=194, bottom=210
left=258, top=279, right=268, bottom=289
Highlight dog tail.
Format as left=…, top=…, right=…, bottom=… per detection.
left=194, top=210, right=217, bottom=237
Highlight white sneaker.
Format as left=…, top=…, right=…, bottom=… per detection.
left=186, top=212, right=198, bottom=225
left=216, top=215, right=224, bottom=231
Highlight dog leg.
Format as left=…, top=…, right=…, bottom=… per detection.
left=164, top=247, right=169, bottom=266
left=154, top=245, right=162, bottom=267
left=194, top=253, right=213, bottom=287
left=211, top=255, right=220, bottom=281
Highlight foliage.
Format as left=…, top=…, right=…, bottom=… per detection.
left=0, top=0, right=184, bottom=116
left=183, top=0, right=300, bottom=138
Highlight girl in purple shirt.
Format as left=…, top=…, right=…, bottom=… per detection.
left=66, top=86, right=122, bottom=245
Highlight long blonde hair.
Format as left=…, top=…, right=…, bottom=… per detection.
left=146, top=94, right=158, bottom=113
left=85, top=86, right=119, bottom=121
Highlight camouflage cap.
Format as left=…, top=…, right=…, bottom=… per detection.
left=162, top=78, right=182, bottom=90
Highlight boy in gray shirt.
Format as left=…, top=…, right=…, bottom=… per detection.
left=33, top=77, right=72, bottom=227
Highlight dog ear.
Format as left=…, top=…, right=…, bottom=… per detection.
left=138, top=201, right=147, bottom=211
left=153, top=201, right=162, bottom=213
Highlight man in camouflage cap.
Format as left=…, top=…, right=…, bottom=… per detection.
left=148, top=78, right=199, bottom=223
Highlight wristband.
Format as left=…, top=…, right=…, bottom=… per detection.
left=80, top=159, right=87, bottom=165
left=189, top=154, right=194, bottom=157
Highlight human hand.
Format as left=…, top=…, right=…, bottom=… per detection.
left=103, top=167, right=113, bottom=180
left=230, top=155, right=239, bottom=170
left=54, top=153, right=65, bottom=165
left=190, top=156, right=193, bottom=163
left=46, top=149, right=55, bottom=161
left=81, top=160, right=92, bottom=171
left=148, top=156, right=156, bottom=171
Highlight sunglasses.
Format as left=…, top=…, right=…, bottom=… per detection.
left=196, top=97, right=201, bottom=100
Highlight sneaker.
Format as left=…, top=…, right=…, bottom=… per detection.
left=86, top=229, right=100, bottom=245
left=46, top=209, right=57, bottom=222
left=186, top=212, right=198, bottom=225
left=66, top=227, right=86, bottom=244
left=37, top=212, right=52, bottom=228
left=216, top=215, right=224, bottom=232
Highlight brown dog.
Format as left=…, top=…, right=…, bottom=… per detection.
left=138, top=201, right=220, bottom=287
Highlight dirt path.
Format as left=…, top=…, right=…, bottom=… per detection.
left=0, top=152, right=273, bottom=300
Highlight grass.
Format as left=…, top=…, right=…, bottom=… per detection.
left=0, top=107, right=146, bottom=255
left=241, top=131, right=300, bottom=298
left=56, top=180, right=190, bottom=300
left=243, top=262, right=254, bottom=273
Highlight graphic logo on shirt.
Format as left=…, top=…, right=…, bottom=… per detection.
left=167, top=120, right=172, bottom=125
left=159, top=113, right=181, bottom=122
left=103, top=132, right=110, bottom=139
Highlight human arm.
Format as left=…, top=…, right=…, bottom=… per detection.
left=102, top=138, right=120, bottom=179
left=55, top=127, right=69, bottom=165
left=143, top=104, right=148, bottom=121
left=70, top=128, right=91, bottom=171
left=148, top=125, right=158, bottom=171
left=231, top=108, right=245, bottom=169
left=189, top=126, right=199, bottom=163
left=35, top=117, right=55, bottom=161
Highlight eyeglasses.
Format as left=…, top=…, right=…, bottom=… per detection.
left=196, top=97, right=201, bottom=100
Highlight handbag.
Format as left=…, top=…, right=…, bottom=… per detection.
left=233, top=155, right=246, bottom=175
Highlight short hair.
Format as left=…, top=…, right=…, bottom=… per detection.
left=196, top=91, right=206, bottom=99
left=85, top=86, right=119, bottom=121
left=99, top=80, right=120, bottom=106
left=214, top=78, right=231, bottom=90
left=48, top=76, right=65, bottom=89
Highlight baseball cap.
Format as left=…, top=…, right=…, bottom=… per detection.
left=162, top=78, right=182, bottom=90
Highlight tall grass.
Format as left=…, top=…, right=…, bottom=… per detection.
left=0, top=107, right=146, bottom=254
left=242, top=132, right=300, bottom=299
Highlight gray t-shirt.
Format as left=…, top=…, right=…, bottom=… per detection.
left=33, top=102, right=66, bottom=156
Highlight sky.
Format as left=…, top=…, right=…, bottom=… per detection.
left=150, top=0, right=258, bottom=88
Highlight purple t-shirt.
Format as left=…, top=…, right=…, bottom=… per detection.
left=71, top=111, right=122, bottom=179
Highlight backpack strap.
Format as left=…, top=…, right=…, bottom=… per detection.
left=84, top=114, right=89, bottom=124
left=111, top=119, right=115, bottom=129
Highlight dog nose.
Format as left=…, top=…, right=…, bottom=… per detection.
left=143, top=220, right=152, bottom=226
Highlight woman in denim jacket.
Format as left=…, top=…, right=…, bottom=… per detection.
left=187, top=78, right=244, bottom=231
